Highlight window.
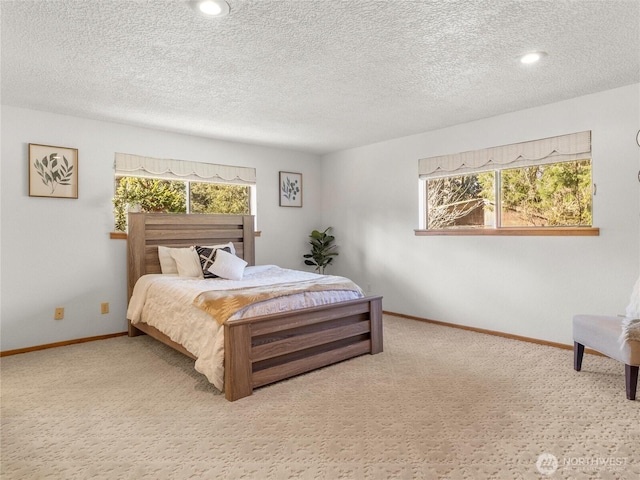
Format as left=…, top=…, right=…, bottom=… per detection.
left=419, top=131, right=593, bottom=231
left=499, top=160, right=592, bottom=227
left=425, top=173, right=495, bottom=229
left=113, top=153, right=255, bottom=232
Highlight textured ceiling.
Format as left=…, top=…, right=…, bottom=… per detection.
left=2, top=0, right=639, bottom=155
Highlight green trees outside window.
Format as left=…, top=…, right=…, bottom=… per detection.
left=113, top=177, right=250, bottom=232
left=500, top=160, right=592, bottom=227
left=189, top=182, right=250, bottom=215
left=426, top=159, right=592, bottom=229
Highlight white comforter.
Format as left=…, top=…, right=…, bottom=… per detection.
left=127, top=265, right=363, bottom=391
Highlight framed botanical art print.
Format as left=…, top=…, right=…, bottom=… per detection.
left=279, top=171, right=302, bottom=207
left=29, top=143, right=78, bottom=198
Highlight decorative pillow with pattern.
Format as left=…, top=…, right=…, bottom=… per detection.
left=159, top=242, right=235, bottom=274
left=196, top=246, right=232, bottom=279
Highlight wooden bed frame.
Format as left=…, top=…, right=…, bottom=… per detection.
left=127, top=213, right=383, bottom=401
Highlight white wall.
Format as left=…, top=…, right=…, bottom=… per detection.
left=0, top=106, right=322, bottom=351
left=3, top=85, right=638, bottom=351
left=321, top=84, right=640, bottom=345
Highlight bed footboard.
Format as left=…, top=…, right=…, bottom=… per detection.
left=224, top=296, right=383, bottom=401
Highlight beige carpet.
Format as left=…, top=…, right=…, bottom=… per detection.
left=1, top=315, right=638, bottom=479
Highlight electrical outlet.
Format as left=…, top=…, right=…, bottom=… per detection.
left=54, top=307, right=64, bottom=320
left=100, top=302, right=109, bottom=314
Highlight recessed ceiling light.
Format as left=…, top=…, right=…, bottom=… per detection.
left=191, top=0, right=230, bottom=17
left=520, top=51, right=547, bottom=65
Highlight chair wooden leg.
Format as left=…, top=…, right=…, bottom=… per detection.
left=625, top=364, right=638, bottom=401
left=574, top=342, right=584, bottom=371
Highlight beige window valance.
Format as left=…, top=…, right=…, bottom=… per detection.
left=418, top=131, right=591, bottom=179
left=115, top=153, right=256, bottom=185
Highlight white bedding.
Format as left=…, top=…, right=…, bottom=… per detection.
left=127, top=265, right=364, bottom=390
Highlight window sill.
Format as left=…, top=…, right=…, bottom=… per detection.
left=414, top=227, right=599, bottom=237
left=110, top=231, right=263, bottom=240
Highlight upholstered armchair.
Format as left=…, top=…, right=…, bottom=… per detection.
left=573, top=278, right=640, bottom=400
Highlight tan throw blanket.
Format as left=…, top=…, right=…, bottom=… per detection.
left=194, top=276, right=363, bottom=325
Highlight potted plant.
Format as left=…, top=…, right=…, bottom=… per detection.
left=303, top=227, right=338, bottom=274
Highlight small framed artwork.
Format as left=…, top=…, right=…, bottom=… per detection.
left=29, top=143, right=78, bottom=199
left=279, top=171, right=302, bottom=207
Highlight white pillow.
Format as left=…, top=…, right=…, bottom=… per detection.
left=207, top=248, right=248, bottom=281
left=169, top=247, right=204, bottom=278
left=158, top=246, right=179, bottom=274
left=158, top=243, right=235, bottom=274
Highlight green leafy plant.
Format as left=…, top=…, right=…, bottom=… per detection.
left=33, top=153, right=74, bottom=194
left=303, top=227, right=338, bottom=274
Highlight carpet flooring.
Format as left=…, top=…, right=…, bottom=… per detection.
left=1, top=315, right=638, bottom=479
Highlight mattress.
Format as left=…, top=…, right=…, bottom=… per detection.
left=127, top=265, right=364, bottom=390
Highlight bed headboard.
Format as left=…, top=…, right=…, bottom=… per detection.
left=127, top=213, right=255, bottom=300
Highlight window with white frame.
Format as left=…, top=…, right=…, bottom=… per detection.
left=113, top=153, right=256, bottom=232
left=418, top=131, right=593, bottom=230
